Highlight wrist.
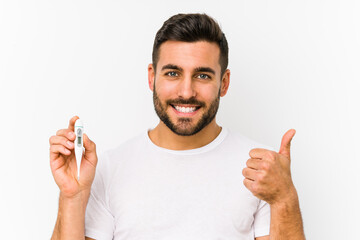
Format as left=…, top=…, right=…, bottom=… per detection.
left=56, top=190, right=89, bottom=240
left=60, top=190, right=91, bottom=205
left=270, top=186, right=299, bottom=209
left=269, top=186, right=306, bottom=240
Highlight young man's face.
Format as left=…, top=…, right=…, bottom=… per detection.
left=148, top=40, right=230, bottom=136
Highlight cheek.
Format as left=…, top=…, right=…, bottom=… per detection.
left=155, top=81, right=179, bottom=98
left=195, top=83, right=219, bottom=100
left=161, top=82, right=178, bottom=93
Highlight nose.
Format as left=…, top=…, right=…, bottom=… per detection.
left=177, top=76, right=196, bottom=99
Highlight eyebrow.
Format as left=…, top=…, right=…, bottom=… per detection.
left=161, top=64, right=183, bottom=72
left=161, top=64, right=216, bottom=75
left=194, top=67, right=216, bottom=75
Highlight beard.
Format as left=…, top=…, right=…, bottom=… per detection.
left=153, top=82, right=221, bottom=136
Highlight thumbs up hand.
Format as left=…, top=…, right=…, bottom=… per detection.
left=242, top=129, right=297, bottom=205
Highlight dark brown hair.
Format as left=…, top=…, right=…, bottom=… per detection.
left=152, top=13, right=229, bottom=77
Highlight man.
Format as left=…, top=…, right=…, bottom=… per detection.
left=49, top=13, right=305, bottom=240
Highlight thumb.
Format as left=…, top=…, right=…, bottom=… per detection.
left=83, top=133, right=96, bottom=155
left=279, top=129, right=296, bottom=158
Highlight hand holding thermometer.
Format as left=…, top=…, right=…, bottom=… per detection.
left=74, top=119, right=84, bottom=180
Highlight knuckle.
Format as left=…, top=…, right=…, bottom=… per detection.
left=243, top=178, right=250, bottom=188
left=246, top=158, right=252, bottom=167
left=63, top=139, right=70, bottom=146
left=49, top=135, right=55, bottom=144
left=265, top=151, right=276, bottom=161
left=57, top=129, right=68, bottom=136
left=261, top=161, right=271, bottom=171
left=257, top=172, right=265, bottom=183
left=249, top=148, right=257, bottom=156
left=49, top=145, right=55, bottom=153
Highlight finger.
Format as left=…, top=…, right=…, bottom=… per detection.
left=49, top=135, right=74, bottom=150
left=242, top=167, right=257, bottom=181
left=49, top=144, right=72, bottom=159
left=83, top=133, right=96, bottom=155
left=68, top=116, right=80, bottom=132
left=279, top=129, right=296, bottom=158
left=249, top=148, right=268, bottom=159
left=243, top=178, right=254, bottom=191
left=56, top=129, right=76, bottom=141
left=246, top=158, right=262, bottom=170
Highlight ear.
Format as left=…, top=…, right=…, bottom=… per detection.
left=148, top=63, right=155, bottom=91
left=220, top=69, right=230, bottom=97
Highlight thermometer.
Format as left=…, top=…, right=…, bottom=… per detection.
left=74, top=119, right=84, bottom=180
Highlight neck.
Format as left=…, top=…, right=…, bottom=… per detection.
left=148, top=119, right=222, bottom=150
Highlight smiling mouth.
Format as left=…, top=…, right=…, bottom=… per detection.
left=170, top=104, right=201, bottom=113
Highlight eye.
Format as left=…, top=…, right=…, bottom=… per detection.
left=165, top=71, right=178, bottom=77
left=197, top=74, right=210, bottom=79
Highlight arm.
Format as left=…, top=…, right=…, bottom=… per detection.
left=51, top=191, right=90, bottom=240
left=269, top=187, right=305, bottom=239
left=251, top=190, right=305, bottom=240
left=251, top=189, right=305, bottom=240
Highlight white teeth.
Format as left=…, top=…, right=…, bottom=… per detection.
left=174, top=105, right=197, bottom=113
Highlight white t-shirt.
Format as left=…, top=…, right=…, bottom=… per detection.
left=85, top=128, right=272, bottom=240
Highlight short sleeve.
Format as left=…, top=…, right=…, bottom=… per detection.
left=85, top=152, right=114, bottom=240
left=253, top=199, right=270, bottom=237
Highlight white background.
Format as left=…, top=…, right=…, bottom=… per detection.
left=1, top=0, right=359, bottom=239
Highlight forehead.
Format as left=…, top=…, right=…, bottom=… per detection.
left=157, top=40, right=221, bottom=72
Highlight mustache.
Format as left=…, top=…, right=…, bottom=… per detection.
left=166, top=97, right=206, bottom=107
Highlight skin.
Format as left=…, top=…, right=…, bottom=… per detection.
left=147, top=40, right=230, bottom=150
left=243, top=129, right=306, bottom=239
left=148, top=40, right=304, bottom=239
left=50, top=40, right=305, bottom=240
left=49, top=116, right=98, bottom=240
left=147, top=40, right=272, bottom=240
left=243, top=129, right=297, bottom=205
